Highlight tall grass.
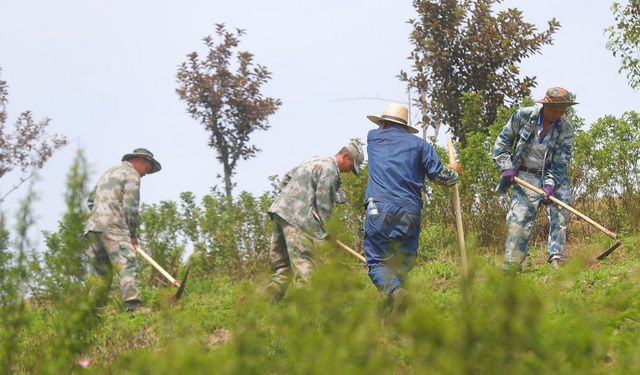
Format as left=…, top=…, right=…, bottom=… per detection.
left=83, top=241, right=640, bottom=374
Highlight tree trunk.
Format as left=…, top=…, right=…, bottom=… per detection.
left=223, top=160, right=233, bottom=199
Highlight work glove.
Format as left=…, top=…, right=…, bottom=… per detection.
left=501, top=169, right=516, bottom=184
left=543, top=184, right=554, bottom=200
left=448, top=162, right=462, bottom=175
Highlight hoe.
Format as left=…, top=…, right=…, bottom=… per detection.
left=135, top=246, right=191, bottom=302
left=335, top=239, right=366, bottom=264
left=514, top=177, right=622, bottom=260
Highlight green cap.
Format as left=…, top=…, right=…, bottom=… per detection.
left=122, top=148, right=162, bottom=174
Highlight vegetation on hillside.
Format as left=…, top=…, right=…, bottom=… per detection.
left=1, top=105, right=639, bottom=373
left=2, top=1, right=640, bottom=372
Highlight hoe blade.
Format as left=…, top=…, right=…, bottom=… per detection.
left=596, top=240, right=622, bottom=261
left=173, top=265, right=191, bottom=301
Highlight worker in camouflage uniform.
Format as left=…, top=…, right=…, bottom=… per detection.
left=85, top=148, right=161, bottom=312
left=493, top=87, right=577, bottom=271
left=364, top=103, right=460, bottom=310
left=266, top=140, right=364, bottom=301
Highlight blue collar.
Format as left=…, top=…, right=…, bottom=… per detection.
left=536, top=108, right=559, bottom=127
left=536, top=108, right=556, bottom=143
left=384, top=123, right=410, bottom=132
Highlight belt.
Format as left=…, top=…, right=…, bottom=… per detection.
left=518, top=166, right=543, bottom=176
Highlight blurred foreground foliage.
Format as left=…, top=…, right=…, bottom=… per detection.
left=4, top=238, right=639, bottom=373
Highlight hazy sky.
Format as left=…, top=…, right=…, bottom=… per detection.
left=1, top=0, right=638, bottom=243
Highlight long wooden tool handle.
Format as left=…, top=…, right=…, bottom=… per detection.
left=447, top=137, right=468, bottom=277
left=135, top=246, right=179, bottom=287
left=514, top=176, right=617, bottom=240
left=335, top=240, right=366, bottom=264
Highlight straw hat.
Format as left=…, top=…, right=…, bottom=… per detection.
left=367, top=103, right=418, bottom=134
left=122, top=148, right=162, bottom=174
left=536, top=87, right=578, bottom=107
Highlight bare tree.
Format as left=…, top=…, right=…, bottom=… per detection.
left=176, top=24, right=281, bottom=199
left=0, top=68, right=67, bottom=201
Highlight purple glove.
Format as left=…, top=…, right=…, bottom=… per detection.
left=543, top=184, right=554, bottom=200
left=501, top=169, right=516, bottom=184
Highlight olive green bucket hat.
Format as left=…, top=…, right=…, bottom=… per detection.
left=122, top=148, right=162, bottom=174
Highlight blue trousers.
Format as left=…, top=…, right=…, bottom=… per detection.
left=364, top=201, right=420, bottom=295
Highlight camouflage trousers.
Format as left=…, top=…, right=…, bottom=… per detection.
left=268, top=214, right=317, bottom=299
left=86, top=231, right=141, bottom=303
left=503, top=171, right=572, bottom=270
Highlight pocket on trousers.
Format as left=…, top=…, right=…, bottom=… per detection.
left=365, top=213, right=383, bottom=236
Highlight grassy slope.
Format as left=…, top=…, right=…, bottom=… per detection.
left=57, top=236, right=640, bottom=374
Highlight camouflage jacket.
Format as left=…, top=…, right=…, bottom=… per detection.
left=492, top=105, right=574, bottom=192
left=84, top=161, right=141, bottom=237
left=269, top=156, right=346, bottom=240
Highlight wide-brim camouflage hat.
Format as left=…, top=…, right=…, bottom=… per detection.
left=536, top=87, right=578, bottom=107
left=122, top=148, right=162, bottom=174
left=346, top=140, right=365, bottom=175
left=367, top=102, right=419, bottom=134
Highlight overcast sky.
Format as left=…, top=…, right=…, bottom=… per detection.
left=1, top=0, right=638, bottom=244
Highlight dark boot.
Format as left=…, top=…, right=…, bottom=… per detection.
left=389, top=287, right=409, bottom=314
left=265, top=283, right=286, bottom=303
left=124, top=299, right=151, bottom=314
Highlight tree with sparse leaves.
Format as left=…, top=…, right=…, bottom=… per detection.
left=0, top=68, right=67, bottom=199
left=606, top=0, right=640, bottom=89
left=176, top=24, right=281, bottom=199
left=401, top=0, right=559, bottom=146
